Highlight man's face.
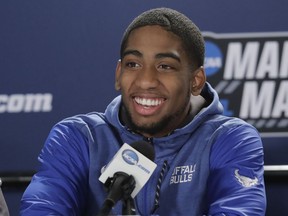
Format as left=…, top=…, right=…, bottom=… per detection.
left=115, top=25, right=201, bottom=137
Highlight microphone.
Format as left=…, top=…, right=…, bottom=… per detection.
left=98, top=141, right=157, bottom=215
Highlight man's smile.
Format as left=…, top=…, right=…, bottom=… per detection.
left=133, top=96, right=166, bottom=115
left=134, top=97, right=165, bottom=106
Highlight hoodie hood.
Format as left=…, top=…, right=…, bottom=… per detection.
left=105, top=82, right=223, bottom=139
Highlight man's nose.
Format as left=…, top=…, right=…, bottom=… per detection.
left=135, top=66, right=159, bottom=89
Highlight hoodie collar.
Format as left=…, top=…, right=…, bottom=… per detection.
left=105, top=82, right=223, bottom=140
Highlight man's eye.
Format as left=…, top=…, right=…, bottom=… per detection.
left=125, top=62, right=140, bottom=68
left=159, top=64, right=173, bottom=70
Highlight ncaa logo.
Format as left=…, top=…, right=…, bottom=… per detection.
left=204, top=41, right=223, bottom=76
left=122, top=150, right=139, bottom=165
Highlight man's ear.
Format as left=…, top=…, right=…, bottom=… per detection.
left=115, top=59, right=121, bottom=91
left=190, top=66, right=206, bottom=96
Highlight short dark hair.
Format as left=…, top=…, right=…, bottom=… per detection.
left=120, top=7, right=205, bottom=68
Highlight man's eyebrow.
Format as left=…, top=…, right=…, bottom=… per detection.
left=122, top=49, right=142, bottom=58
left=122, top=50, right=181, bottom=62
left=155, top=52, right=181, bottom=62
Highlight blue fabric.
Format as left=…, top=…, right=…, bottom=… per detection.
left=20, top=83, right=266, bottom=216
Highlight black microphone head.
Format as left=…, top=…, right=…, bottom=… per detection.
left=130, top=141, right=155, bottom=161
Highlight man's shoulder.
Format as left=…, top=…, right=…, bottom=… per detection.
left=53, top=112, right=109, bottom=133
left=205, top=114, right=256, bottom=131
left=62, top=112, right=106, bottom=124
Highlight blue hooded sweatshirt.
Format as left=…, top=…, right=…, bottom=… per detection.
left=20, top=83, right=266, bottom=216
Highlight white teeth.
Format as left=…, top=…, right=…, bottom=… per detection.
left=134, top=97, right=163, bottom=106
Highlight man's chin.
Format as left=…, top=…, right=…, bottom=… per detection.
left=131, top=120, right=167, bottom=136
left=121, top=103, right=170, bottom=136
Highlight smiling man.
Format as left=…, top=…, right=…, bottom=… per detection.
left=116, top=25, right=205, bottom=138
left=21, top=8, right=266, bottom=216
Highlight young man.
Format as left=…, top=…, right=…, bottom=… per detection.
left=20, top=8, right=266, bottom=215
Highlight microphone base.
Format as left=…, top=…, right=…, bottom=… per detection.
left=122, top=196, right=136, bottom=215
left=97, top=199, right=114, bottom=216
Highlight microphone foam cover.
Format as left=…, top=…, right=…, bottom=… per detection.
left=130, top=141, right=155, bottom=161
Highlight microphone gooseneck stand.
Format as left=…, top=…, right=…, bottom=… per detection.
left=97, top=172, right=136, bottom=216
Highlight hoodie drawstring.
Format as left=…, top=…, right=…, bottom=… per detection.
left=151, top=160, right=168, bottom=214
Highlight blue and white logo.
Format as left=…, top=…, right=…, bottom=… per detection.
left=122, top=149, right=139, bottom=165
left=203, top=32, right=288, bottom=136
left=204, top=41, right=223, bottom=76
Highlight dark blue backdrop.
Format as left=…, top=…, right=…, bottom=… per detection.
left=1, top=1, right=287, bottom=215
